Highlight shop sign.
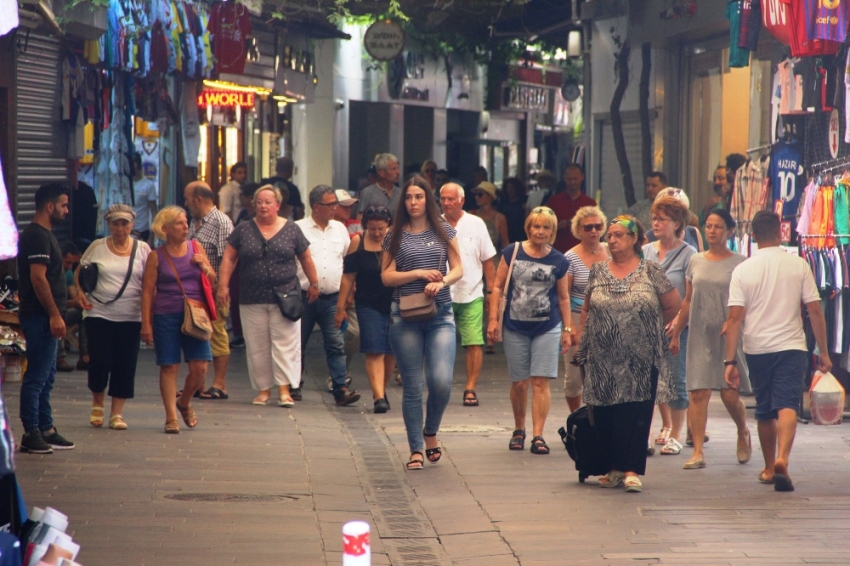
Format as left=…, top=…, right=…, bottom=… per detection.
left=364, top=20, right=405, bottom=61
left=502, top=82, right=549, bottom=112
left=197, top=90, right=256, bottom=108
left=829, top=108, right=839, bottom=159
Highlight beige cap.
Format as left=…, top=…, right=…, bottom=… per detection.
left=334, top=189, right=358, bottom=207
left=474, top=181, right=498, bottom=200
left=104, top=203, right=135, bottom=223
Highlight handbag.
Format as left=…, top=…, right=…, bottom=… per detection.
left=399, top=240, right=445, bottom=322
left=495, top=241, right=521, bottom=343
left=192, top=240, right=218, bottom=321
left=80, top=239, right=139, bottom=304
left=161, top=246, right=213, bottom=341
left=249, top=221, right=304, bottom=322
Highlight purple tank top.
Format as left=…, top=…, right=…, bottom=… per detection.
left=154, top=246, right=204, bottom=315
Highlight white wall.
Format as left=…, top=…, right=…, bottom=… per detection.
left=590, top=17, right=656, bottom=115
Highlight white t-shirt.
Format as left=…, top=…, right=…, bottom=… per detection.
left=219, top=180, right=243, bottom=220
left=728, top=246, right=819, bottom=355
left=133, top=178, right=158, bottom=231
left=80, top=238, right=151, bottom=322
left=446, top=212, right=497, bottom=304
left=295, top=218, right=350, bottom=293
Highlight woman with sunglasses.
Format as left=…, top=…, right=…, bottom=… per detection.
left=563, top=206, right=609, bottom=413
left=382, top=177, right=463, bottom=471
left=335, top=205, right=395, bottom=413
left=487, top=206, right=572, bottom=456
left=575, top=215, right=681, bottom=492
left=217, top=185, right=320, bottom=407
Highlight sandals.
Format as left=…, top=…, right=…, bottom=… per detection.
left=406, top=451, right=424, bottom=471
left=509, top=429, right=526, bottom=451
left=90, top=406, right=105, bottom=428
left=530, top=436, right=550, bottom=455
left=598, top=471, right=625, bottom=488
left=660, top=438, right=682, bottom=455
left=737, top=428, right=752, bottom=464
left=109, top=415, right=128, bottom=430
left=278, top=396, right=295, bottom=408
left=485, top=345, right=496, bottom=355
left=654, top=427, right=672, bottom=445
left=164, top=419, right=180, bottom=434
left=176, top=403, right=198, bottom=428
left=685, top=429, right=710, bottom=446
left=424, top=432, right=442, bottom=463
left=624, top=476, right=643, bottom=492
left=253, top=392, right=271, bottom=405
left=199, top=387, right=229, bottom=400
left=462, top=390, right=479, bottom=406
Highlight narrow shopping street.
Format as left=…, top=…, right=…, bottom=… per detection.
left=6, top=337, right=850, bottom=566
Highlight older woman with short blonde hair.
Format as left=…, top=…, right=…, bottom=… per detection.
left=488, top=206, right=572, bottom=456
left=564, top=205, right=609, bottom=412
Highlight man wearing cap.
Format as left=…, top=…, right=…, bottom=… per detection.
left=471, top=181, right=509, bottom=253
left=357, top=153, right=401, bottom=219
left=332, top=189, right=361, bottom=390
left=442, top=183, right=496, bottom=406
left=184, top=181, right=234, bottom=400
left=526, top=169, right=558, bottom=212
left=296, top=185, right=361, bottom=406
left=334, top=189, right=361, bottom=238
left=547, top=164, right=596, bottom=253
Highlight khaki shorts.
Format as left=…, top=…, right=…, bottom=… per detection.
left=210, top=301, right=231, bottom=357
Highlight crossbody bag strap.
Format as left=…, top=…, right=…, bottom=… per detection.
left=662, top=244, right=687, bottom=272
left=502, top=241, right=521, bottom=296
left=99, top=239, right=139, bottom=305
left=161, top=246, right=188, bottom=298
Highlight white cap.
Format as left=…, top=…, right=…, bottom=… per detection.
left=655, top=187, right=690, bottom=209
left=335, top=189, right=358, bottom=207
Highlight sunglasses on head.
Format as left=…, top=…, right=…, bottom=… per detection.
left=582, top=223, right=603, bottom=232
left=532, top=207, right=555, bottom=216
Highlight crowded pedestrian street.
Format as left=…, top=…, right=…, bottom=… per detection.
left=6, top=335, right=850, bottom=566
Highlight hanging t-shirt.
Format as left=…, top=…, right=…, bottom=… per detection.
left=739, top=0, right=762, bottom=50
left=769, top=139, right=805, bottom=219
left=783, top=0, right=841, bottom=57
left=805, top=0, right=850, bottom=42
left=727, top=1, right=751, bottom=68
left=762, top=0, right=793, bottom=45
left=209, top=1, right=251, bottom=75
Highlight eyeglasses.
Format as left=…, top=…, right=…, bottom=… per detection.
left=582, top=223, right=603, bottom=232
left=316, top=201, right=339, bottom=208
left=607, top=230, right=630, bottom=239
left=650, top=216, right=671, bottom=224
left=531, top=207, right=555, bottom=216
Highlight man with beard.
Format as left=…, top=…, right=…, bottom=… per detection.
left=18, top=183, right=75, bottom=454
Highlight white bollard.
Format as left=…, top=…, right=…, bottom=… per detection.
left=342, top=520, right=370, bottom=565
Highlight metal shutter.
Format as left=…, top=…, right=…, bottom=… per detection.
left=16, top=31, right=67, bottom=229
left=598, top=118, right=651, bottom=219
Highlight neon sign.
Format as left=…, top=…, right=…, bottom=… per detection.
left=197, top=90, right=256, bottom=108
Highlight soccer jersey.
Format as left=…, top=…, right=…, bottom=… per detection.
left=740, top=0, right=762, bottom=50
left=762, top=0, right=792, bottom=45
left=783, top=0, right=841, bottom=57
left=728, top=1, right=751, bottom=67
left=806, top=0, right=850, bottom=42
left=769, top=139, right=805, bottom=219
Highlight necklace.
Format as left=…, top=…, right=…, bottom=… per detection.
left=110, top=237, right=131, bottom=254
left=256, top=219, right=277, bottom=236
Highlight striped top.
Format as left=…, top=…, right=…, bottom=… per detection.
left=383, top=223, right=457, bottom=303
left=564, top=250, right=590, bottom=312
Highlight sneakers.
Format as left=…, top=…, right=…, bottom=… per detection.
left=326, top=374, right=353, bottom=392
left=334, top=386, right=361, bottom=406
left=20, top=431, right=53, bottom=454
left=42, top=428, right=75, bottom=450
left=229, top=336, right=245, bottom=348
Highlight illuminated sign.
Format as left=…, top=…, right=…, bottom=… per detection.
left=197, top=90, right=256, bottom=108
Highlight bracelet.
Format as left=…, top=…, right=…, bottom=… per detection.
left=723, top=359, right=738, bottom=366
left=563, top=327, right=573, bottom=333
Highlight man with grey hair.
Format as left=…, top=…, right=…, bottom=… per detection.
left=357, top=153, right=401, bottom=220
left=441, top=183, right=496, bottom=406
left=295, top=185, right=361, bottom=405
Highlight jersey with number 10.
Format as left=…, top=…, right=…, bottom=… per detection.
left=806, top=0, right=850, bottom=43
left=769, top=139, right=805, bottom=219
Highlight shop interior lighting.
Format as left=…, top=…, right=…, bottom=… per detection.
left=567, top=30, right=582, bottom=58
left=272, top=94, right=300, bottom=103
left=202, top=79, right=272, bottom=96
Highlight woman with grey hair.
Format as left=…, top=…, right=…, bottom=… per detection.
left=76, top=204, right=151, bottom=430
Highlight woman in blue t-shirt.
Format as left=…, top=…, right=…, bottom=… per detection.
left=487, top=206, right=573, bottom=455
left=382, top=177, right=463, bottom=471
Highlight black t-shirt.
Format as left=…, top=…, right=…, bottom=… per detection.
left=343, top=238, right=394, bottom=313
left=261, top=176, right=304, bottom=209
left=17, top=223, right=67, bottom=318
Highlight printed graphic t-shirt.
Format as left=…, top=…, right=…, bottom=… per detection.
left=502, top=243, right=570, bottom=338
left=769, top=139, right=805, bottom=219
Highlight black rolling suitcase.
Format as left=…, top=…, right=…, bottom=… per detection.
left=557, top=405, right=609, bottom=482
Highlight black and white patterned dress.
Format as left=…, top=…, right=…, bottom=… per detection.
left=575, top=260, right=675, bottom=406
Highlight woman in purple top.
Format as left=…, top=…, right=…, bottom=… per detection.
left=141, top=206, right=216, bottom=434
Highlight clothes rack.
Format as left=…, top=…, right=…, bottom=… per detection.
left=810, top=156, right=850, bottom=172
left=746, top=143, right=771, bottom=153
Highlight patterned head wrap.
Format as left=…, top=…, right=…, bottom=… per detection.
left=610, top=215, right=638, bottom=235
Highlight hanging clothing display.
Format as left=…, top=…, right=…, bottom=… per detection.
left=730, top=154, right=771, bottom=236
left=209, top=1, right=252, bottom=75
left=0, top=154, right=17, bottom=260
left=769, top=138, right=805, bottom=220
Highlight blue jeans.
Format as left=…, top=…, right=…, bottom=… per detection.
left=19, top=315, right=60, bottom=433
left=390, top=301, right=457, bottom=453
left=301, top=293, right=347, bottom=392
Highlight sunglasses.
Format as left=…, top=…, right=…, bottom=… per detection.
left=582, top=223, right=603, bottom=232
left=532, top=207, right=555, bottom=216
left=316, top=201, right=339, bottom=208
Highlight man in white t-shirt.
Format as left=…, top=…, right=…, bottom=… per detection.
left=131, top=154, right=158, bottom=244
left=218, top=162, right=248, bottom=222
left=724, top=210, right=831, bottom=493
left=441, top=183, right=496, bottom=406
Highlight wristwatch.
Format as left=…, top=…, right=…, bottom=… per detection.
left=442, top=278, right=450, bottom=287
left=563, top=327, right=573, bottom=333
left=310, top=283, right=319, bottom=290
left=723, top=359, right=738, bottom=366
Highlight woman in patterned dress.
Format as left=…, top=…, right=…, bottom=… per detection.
left=575, top=215, right=681, bottom=492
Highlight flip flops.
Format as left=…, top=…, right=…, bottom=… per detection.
left=462, top=390, right=479, bottom=406
left=199, top=387, right=229, bottom=400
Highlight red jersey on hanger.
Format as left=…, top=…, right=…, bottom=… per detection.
left=762, top=0, right=792, bottom=45
left=781, top=0, right=841, bottom=57
left=209, top=1, right=252, bottom=75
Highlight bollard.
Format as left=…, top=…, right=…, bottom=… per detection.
left=342, top=520, right=370, bottom=565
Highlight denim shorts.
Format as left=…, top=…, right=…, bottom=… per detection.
left=745, top=349, right=808, bottom=421
left=502, top=326, right=561, bottom=382
left=356, top=304, right=393, bottom=355
left=153, top=312, right=213, bottom=366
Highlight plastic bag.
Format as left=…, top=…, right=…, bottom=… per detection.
left=810, top=371, right=846, bottom=426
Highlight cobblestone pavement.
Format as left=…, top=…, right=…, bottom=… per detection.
left=5, top=338, right=850, bottom=565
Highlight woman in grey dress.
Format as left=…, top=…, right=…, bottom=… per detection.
left=670, top=209, right=751, bottom=469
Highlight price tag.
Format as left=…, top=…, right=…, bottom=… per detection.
left=780, top=221, right=791, bottom=243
